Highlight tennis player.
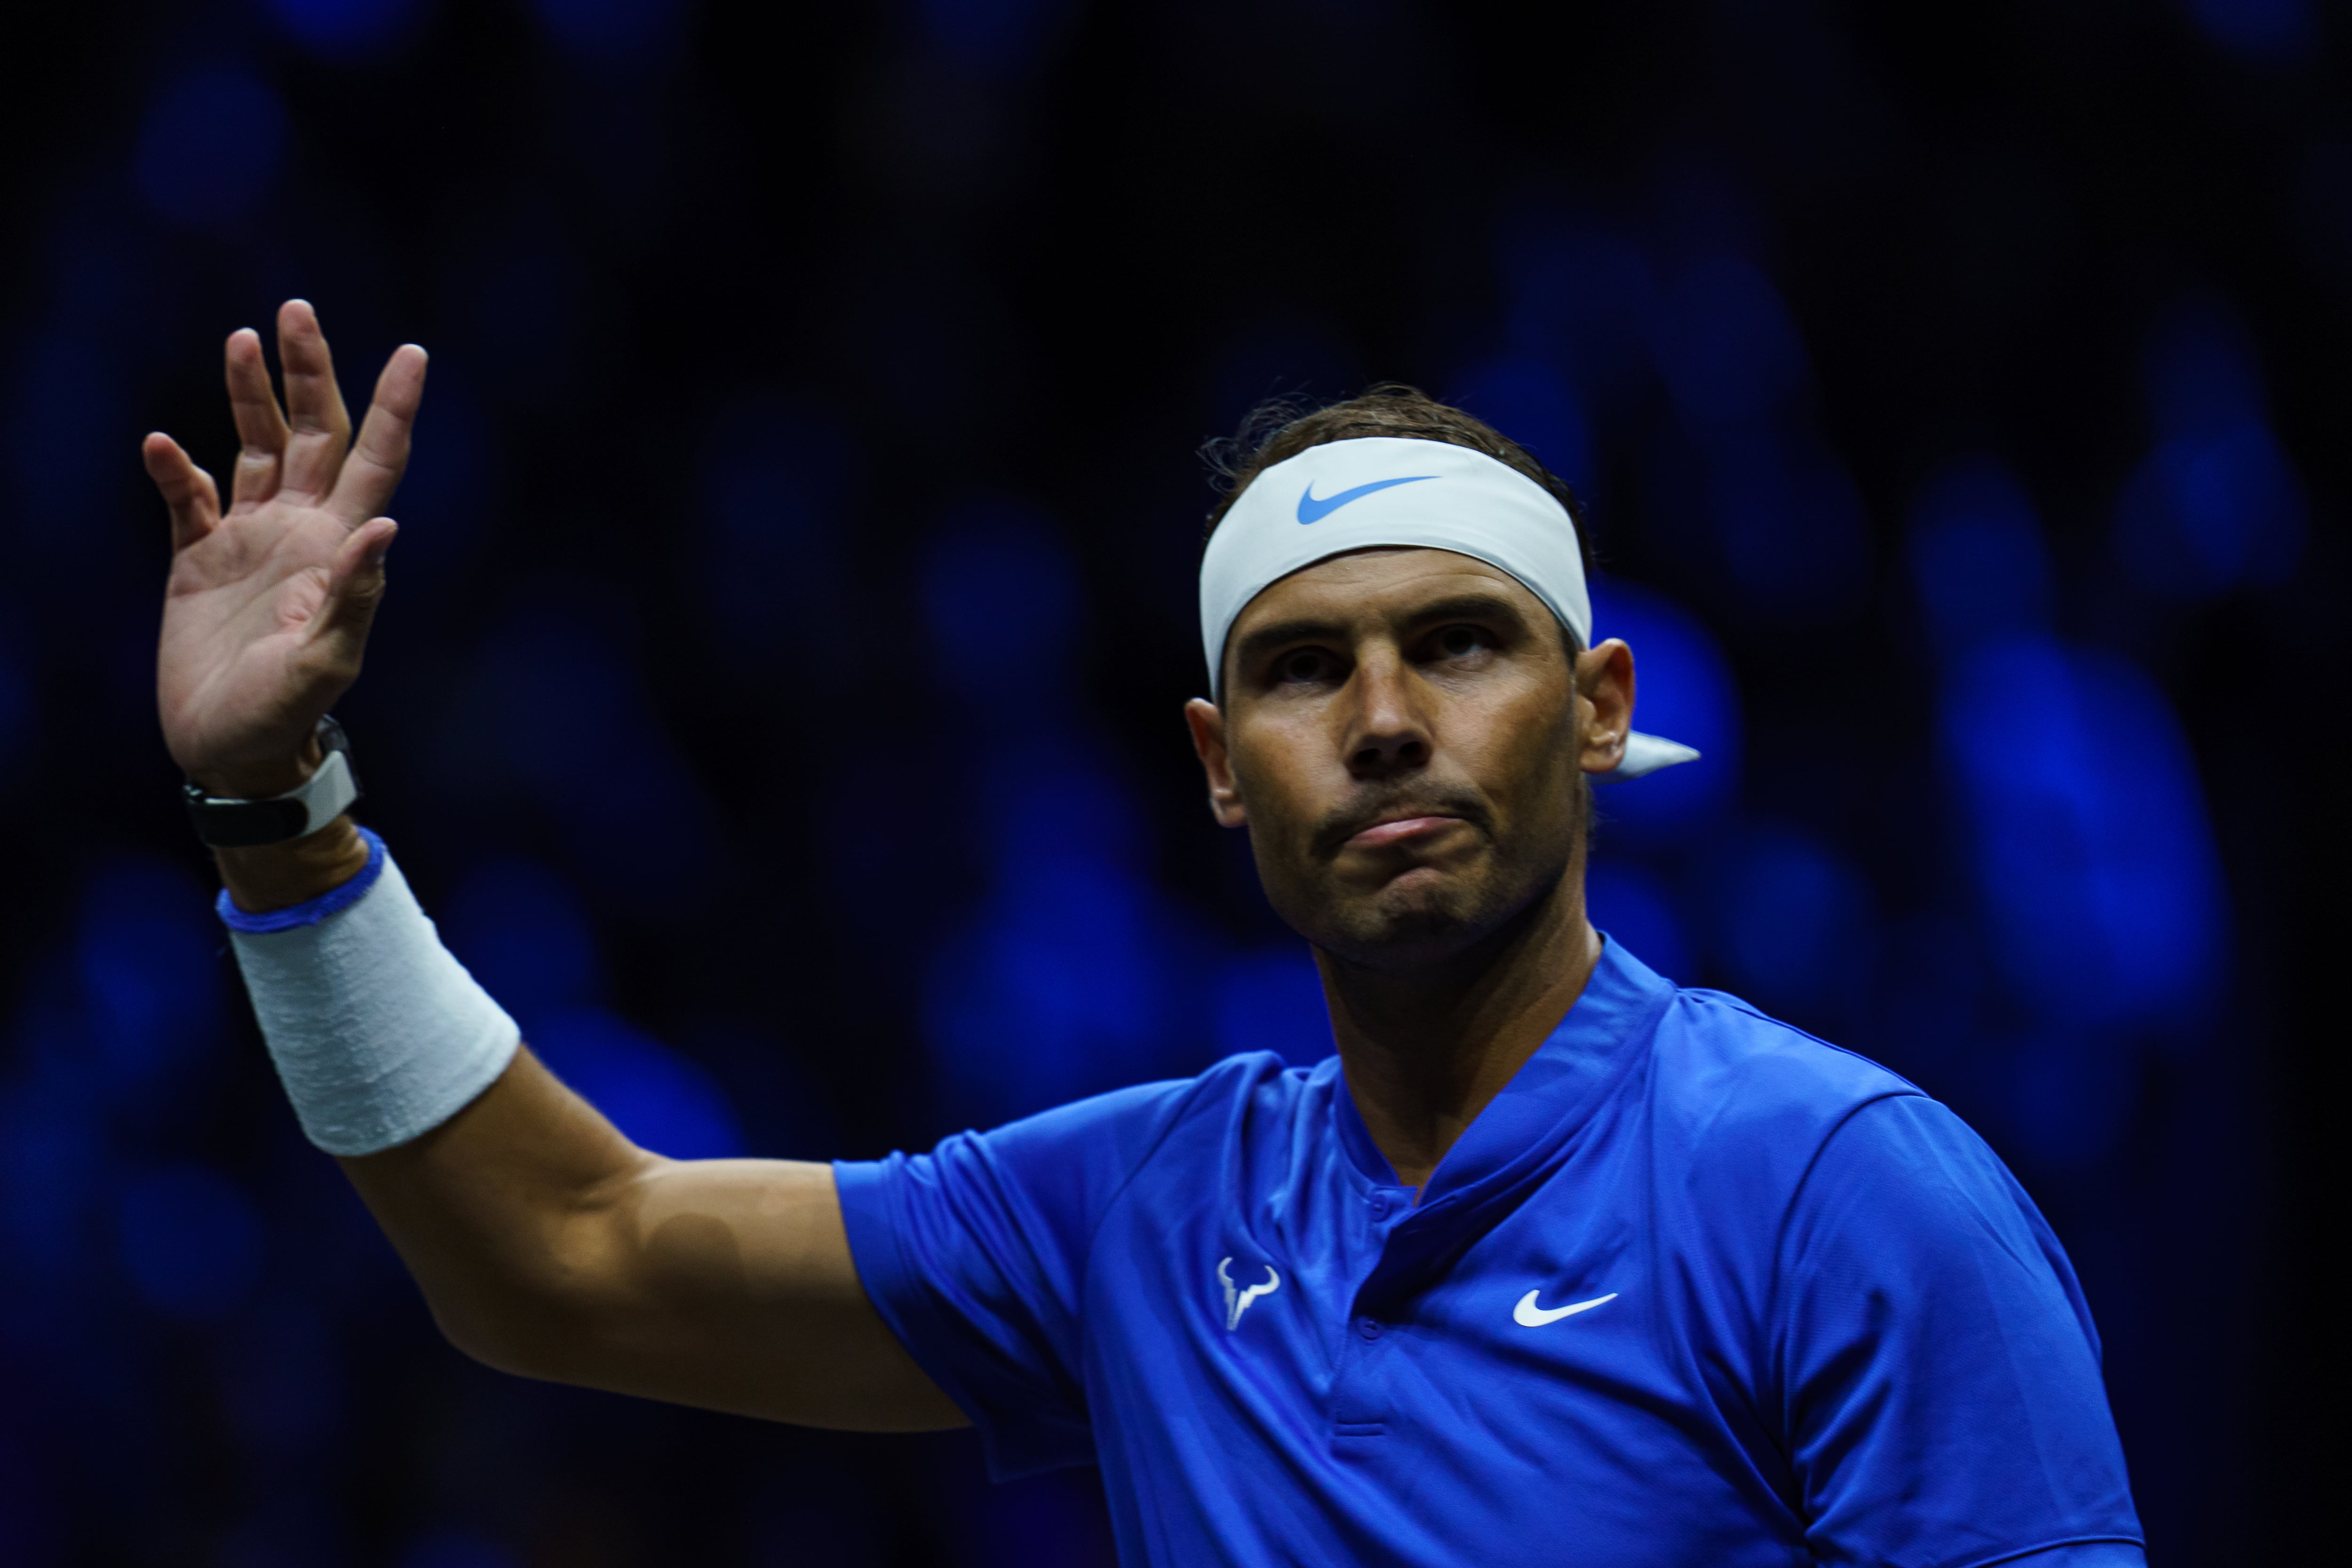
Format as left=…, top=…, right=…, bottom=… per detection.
left=146, top=301, right=2145, bottom=1567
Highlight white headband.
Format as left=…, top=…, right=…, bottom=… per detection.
left=1200, top=436, right=1697, bottom=781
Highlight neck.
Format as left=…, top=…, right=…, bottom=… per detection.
left=1319, top=869, right=1601, bottom=1189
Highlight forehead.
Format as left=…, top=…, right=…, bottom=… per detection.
left=1229, top=546, right=1554, bottom=636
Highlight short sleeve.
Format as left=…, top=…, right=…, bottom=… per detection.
left=1777, top=1095, right=2144, bottom=1568
left=833, top=1078, right=1201, bottom=1480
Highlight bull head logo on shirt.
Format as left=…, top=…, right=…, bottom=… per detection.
left=1218, top=1256, right=1281, bottom=1330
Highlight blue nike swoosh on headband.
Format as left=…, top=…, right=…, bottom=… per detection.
left=1295, top=474, right=1436, bottom=524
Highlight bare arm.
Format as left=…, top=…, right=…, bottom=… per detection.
left=151, top=302, right=962, bottom=1432
left=341, top=1044, right=960, bottom=1429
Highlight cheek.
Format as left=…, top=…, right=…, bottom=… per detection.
left=1229, top=723, right=1326, bottom=833
left=1466, top=695, right=1580, bottom=806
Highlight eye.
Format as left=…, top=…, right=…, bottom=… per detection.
left=1431, top=624, right=1496, bottom=661
left=1274, top=648, right=1335, bottom=685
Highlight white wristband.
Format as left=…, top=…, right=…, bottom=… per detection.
left=222, top=830, right=521, bottom=1156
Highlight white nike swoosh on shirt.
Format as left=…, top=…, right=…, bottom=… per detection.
left=1513, top=1289, right=1619, bottom=1327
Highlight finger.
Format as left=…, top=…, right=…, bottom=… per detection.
left=224, top=326, right=289, bottom=510
left=329, top=345, right=428, bottom=525
left=277, top=299, right=355, bottom=501
left=142, top=432, right=222, bottom=551
left=312, top=517, right=397, bottom=655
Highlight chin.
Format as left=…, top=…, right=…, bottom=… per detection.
left=1313, top=877, right=1506, bottom=971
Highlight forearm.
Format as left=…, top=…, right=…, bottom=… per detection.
left=337, top=1044, right=660, bottom=1371
left=223, top=839, right=660, bottom=1363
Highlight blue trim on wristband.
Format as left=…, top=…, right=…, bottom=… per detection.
left=216, top=827, right=388, bottom=934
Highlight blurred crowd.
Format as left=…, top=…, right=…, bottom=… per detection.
left=0, top=0, right=2342, bottom=1562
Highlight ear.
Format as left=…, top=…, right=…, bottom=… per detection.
left=1574, top=639, right=1636, bottom=777
left=1184, top=698, right=1249, bottom=828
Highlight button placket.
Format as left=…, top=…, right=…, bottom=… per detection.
left=1331, top=1191, right=1409, bottom=1436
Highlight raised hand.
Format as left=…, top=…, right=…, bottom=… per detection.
left=148, top=300, right=426, bottom=800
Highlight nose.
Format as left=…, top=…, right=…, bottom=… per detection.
left=1345, top=648, right=1431, bottom=781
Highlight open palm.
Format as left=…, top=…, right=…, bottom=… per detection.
left=148, top=300, right=426, bottom=799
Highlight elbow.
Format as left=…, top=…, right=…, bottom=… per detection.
left=423, top=1284, right=606, bottom=1384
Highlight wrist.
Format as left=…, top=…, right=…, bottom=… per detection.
left=190, top=733, right=327, bottom=801
left=218, top=816, right=372, bottom=913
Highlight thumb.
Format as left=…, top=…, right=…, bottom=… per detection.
left=316, top=517, right=398, bottom=650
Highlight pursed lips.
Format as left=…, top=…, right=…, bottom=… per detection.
left=1343, top=812, right=1466, bottom=851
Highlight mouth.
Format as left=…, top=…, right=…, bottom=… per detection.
left=1341, top=812, right=1467, bottom=851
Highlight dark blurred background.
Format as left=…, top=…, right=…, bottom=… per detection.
left=1, top=0, right=2344, bottom=1562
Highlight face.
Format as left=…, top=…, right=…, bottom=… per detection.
left=1185, top=548, right=1636, bottom=971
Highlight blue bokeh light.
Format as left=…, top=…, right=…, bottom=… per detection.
left=925, top=857, right=1194, bottom=1126
left=925, top=747, right=1206, bottom=1127
left=2115, top=425, right=2305, bottom=595
left=440, top=858, right=599, bottom=1029
left=529, top=1008, right=747, bottom=1160
left=132, top=65, right=288, bottom=230
left=1492, top=203, right=1653, bottom=405
left=2185, top=0, right=2317, bottom=66
left=1941, top=636, right=2225, bottom=1030
left=1705, top=429, right=1871, bottom=622
left=118, top=1164, right=265, bottom=1321
left=1702, top=822, right=1874, bottom=1021
left=459, top=595, right=719, bottom=906
left=0, top=1080, right=106, bottom=1284
left=383, top=364, right=496, bottom=584
left=2114, top=298, right=2305, bottom=596
left=4, top=327, right=126, bottom=549
left=922, top=498, right=1082, bottom=700
left=77, top=857, right=222, bottom=1100
left=1997, top=1028, right=2141, bottom=1173
left=530, top=0, right=685, bottom=64
left=1586, top=858, right=1694, bottom=985
left=1907, top=456, right=2053, bottom=666
left=1585, top=577, right=1741, bottom=841
left=1649, top=257, right=1808, bottom=432
left=1447, top=355, right=1594, bottom=492
left=918, top=0, right=1072, bottom=73
left=1213, top=946, right=1331, bottom=1067
left=699, top=393, right=857, bottom=666
left=263, top=0, right=428, bottom=62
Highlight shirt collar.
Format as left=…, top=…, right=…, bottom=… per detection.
left=1331, top=936, right=1678, bottom=1302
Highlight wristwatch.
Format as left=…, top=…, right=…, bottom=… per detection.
left=183, top=716, right=364, bottom=848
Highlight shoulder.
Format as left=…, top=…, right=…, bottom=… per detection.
left=1646, top=987, right=1930, bottom=1199
left=839, top=1053, right=1314, bottom=1287
left=929, top=1051, right=1317, bottom=1206
left=1637, top=992, right=2077, bottom=1321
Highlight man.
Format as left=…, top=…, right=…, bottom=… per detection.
left=146, top=301, right=2144, bottom=1566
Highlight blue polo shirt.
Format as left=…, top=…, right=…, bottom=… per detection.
left=835, top=940, right=2144, bottom=1567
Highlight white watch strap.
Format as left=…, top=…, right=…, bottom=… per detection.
left=277, top=747, right=360, bottom=833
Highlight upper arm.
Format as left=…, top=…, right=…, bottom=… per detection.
left=341, top=1044, right=965, bottom=1432
left=588, top=1155, right=967, bottom=1431
left=1776, top=1096, right=2143, bottom=1566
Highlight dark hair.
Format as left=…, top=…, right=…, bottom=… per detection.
left=1198, top=383, right=1600, bottom=589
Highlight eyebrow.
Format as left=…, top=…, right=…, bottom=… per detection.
left=1230, top=590, right=1539, bottom=675
left=1396, top=591, right=1539, bottom=636
left=1232, top=615, right=1351, bottom=674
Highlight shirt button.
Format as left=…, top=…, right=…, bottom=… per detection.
left=1357, top=1317, right=1384, bottom=1340
left=1368, top=1193, right=1391, bottom=1220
